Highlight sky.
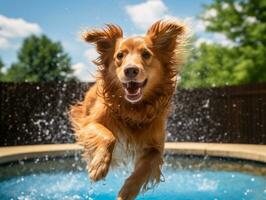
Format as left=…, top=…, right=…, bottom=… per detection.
left=0, top=0, right=228, bottom=81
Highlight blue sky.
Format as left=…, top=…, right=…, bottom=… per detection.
left=0, top=0, right=222, bottom=81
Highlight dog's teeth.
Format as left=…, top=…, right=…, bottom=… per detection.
left=126, top=82, right=130, bottom=88
left=126, top=89, right=130, bottom=95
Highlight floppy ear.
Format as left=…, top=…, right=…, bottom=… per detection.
left=147, top=20, right=186, bottom=54
left=82, top=24, right=123, bottom=67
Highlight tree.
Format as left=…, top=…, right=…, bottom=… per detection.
left=181, top=44, right=238, bottom=88
left=0, top=58, right=4, bottom=81
left=5, top=35, right=75, bottom=82
left=181, top=0, right=266, bottom=88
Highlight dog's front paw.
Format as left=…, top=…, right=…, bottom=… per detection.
left=117, top=189, right=138, bottom=200
left=88, top=147, right=112, bottom=181
left=117, top=179, right=140, bottom=200
left=117, top=192, right=136, bottom=200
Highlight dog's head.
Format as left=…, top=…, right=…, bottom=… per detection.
left=82, top=20, right=187, bottom=104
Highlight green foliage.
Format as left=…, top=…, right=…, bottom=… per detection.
left=181, top=0, right=266, bottom=88
left=0, top=58, right=4, bottom=80
left=203, top=0, right=266, bottom=45
left=5, top=35, right=75, bottom=82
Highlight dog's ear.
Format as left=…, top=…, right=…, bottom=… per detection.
left=147, top=20, right=186, bottom=54
left=82, top=24, right=123, bottom=67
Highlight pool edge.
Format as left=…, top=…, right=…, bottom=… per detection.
left=0, top=143, right=266, bottom=164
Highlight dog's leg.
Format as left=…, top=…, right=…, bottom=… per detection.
left=77, top=123, right=116, bottom=181
left=117, top=148, right=163, bottom=200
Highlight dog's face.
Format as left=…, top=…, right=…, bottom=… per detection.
left=82, top=20, right=185, bottom=104
left=113, top=36, right=163, bottom=103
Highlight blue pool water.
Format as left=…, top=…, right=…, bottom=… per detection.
left=0, top=156, right=265, bottom=200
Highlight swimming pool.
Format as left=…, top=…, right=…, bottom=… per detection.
left=0, top=155, right=265, bottom=200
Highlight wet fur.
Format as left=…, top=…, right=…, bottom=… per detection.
left=69, top=20, right=187, bottom=200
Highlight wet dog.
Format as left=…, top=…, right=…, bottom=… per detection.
left=70, top=20, right=187, bottom=200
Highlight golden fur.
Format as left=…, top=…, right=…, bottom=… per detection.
left=69, top=20, right=187, bottom=200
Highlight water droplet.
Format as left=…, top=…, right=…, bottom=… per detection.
left=203, top=99, right=209, bottom=108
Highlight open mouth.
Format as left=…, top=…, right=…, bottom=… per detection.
left=122, top=79, right=147, bottom=103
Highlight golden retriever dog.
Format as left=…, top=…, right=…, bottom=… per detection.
left=69, top=20, right=187, bottom=200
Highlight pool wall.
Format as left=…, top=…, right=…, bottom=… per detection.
left=0, top=143, right=266, bottom=164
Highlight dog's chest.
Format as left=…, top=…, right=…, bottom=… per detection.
left=112, top=139, right=135, bottom=165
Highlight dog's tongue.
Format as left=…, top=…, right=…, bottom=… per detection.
left=126, top=82, right=140, bottom=94
left=123, top=81, right=145, bottom=102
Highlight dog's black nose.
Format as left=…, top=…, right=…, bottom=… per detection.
left=124, top=67, right=139, bottom=78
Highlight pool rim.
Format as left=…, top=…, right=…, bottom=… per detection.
left=0, top=143, right=266, bottom=164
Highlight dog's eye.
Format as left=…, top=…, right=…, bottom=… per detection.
left=142, top=51, right=151, bottom=59
left=116, top=52, right=124, bottom=60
